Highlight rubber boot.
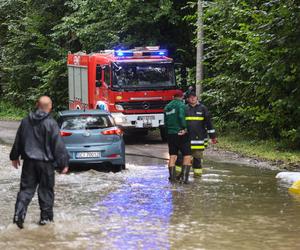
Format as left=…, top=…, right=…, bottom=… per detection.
left=193, top=158, right=202, bottom=178
left=182, top=165, right=191, bottom=184
left=175, top=153, right=183, bottom=181
left=168, top=167, right=176, bottom=182
left=175, top=165, right=183, bottom=180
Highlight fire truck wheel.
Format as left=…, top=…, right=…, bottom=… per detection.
left=160, top=127, right=167, bottom=142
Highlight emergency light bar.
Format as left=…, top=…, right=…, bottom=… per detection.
left=114, top=49, right=168, bottom=58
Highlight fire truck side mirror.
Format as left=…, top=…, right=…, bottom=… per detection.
left=96, top=81, right=102, bottom=88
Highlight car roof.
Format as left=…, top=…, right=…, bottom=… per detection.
left=58, top=109, right=110, bottom=117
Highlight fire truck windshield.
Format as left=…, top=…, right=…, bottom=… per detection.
left=112, top=62, right=175, bottom=90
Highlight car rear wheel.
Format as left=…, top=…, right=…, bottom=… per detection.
left=112, top=165, right=123, bottom=172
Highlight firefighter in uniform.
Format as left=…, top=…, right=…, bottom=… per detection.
left=176, top=92, right=217, bottom=178
left=186, top=92, right=217, bottom=176
left=164, top=91, right=192, bottom=183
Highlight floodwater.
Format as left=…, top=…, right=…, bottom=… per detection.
left=0, top=145, right=300, bottom=250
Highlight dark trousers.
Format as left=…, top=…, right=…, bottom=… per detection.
left=14, top=159, right=55, bottom=222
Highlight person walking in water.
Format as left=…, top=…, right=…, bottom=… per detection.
left=164, top=91, right=192, bottom=183
left=185, top=92, right=217, bottom=177
left=10, top=96, right=69, bottom=229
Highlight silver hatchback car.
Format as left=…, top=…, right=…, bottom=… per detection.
left=58, top=110, right=125, bottom=171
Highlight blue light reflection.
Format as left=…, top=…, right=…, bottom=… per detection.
left=94, top=167, right=173, bottom=249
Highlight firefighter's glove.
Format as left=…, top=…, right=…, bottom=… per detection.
left=211, top=138, right=218, bottom=144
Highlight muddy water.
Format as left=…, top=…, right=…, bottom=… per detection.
left=0, top=145, right=300, bottom=250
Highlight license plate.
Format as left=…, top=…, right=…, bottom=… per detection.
left=138, top=116, right=155, bottom=121
left=76, top=152, right=100, bottom=159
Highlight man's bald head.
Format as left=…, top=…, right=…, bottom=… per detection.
left=37, top=96, right=53, bottom=113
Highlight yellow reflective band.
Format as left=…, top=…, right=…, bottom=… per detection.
left=175, top=165, right=182, bottom=172
left=191, top=146, right=205, bottom=149
left=194, top=168, right=203, bottom=174
left=185, top=116, right=204, bottom=121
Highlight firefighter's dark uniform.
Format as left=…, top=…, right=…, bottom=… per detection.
left=186, top=102, right=216, bottom=176
left=176, top=102, right=216, bottom=177
left=10, top=110, right=69, bottom=226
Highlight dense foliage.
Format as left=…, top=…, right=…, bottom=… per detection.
left=0, top=0, right=299, bottom=148
left=199, top=0, right=300, bottom=148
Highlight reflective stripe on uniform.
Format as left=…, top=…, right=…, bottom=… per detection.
left=185, top=116, right=204, bottom=121
left=191, top=140, right=204, bottom=144
left=194, top=168, right=203, bottom=174
left=207, top=129, right=215, bottom=133
left=191, top=145, right=205, bottom=149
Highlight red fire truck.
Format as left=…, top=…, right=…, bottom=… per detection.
left=67, top=47, right=182, bottom=140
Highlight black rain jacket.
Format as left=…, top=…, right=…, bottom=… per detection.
left=10, top=110, right=69, bottom=168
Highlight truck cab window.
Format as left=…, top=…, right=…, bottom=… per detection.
left=112, top=62, right=175, bottom=90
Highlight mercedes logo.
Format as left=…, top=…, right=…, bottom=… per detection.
left=143, top=102, right=150, bottom=110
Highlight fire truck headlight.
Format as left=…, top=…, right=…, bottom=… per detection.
left=114, top=116, right=123, bottom=124
left=115, top=104, right=124, bottom=111
left=113, top=114, right=127, bottom=125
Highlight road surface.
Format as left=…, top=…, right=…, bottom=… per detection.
left=0, top=121, right=300, bottom=250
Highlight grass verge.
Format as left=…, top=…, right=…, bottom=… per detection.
left=0, top=101, right=27, bottom=120
left=216, top=133, right=300, bottom=168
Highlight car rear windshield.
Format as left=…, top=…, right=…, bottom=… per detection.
left=60, top=115, right=114, bottom=130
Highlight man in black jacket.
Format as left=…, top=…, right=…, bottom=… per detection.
left=10, top=96, right=69, bottom=229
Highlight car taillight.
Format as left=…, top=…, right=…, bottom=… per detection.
left=60, top=131, right=72, bottom=137
left=107, top=154, right=120, bottom=158
left=102, top=128, right=123, bottom=136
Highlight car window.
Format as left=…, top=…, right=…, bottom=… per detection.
left=61, top=115, right=114, bottom=130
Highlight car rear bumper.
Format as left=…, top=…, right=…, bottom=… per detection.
left=66, top=143, right=125, bottom=166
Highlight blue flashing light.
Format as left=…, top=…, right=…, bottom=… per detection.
left=117, top=51, right=124, bottom=56
left=150, top=50, right=168, bottom=56
left=115, top=50, right=134, bottom=57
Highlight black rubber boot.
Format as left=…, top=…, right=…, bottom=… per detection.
left=168, top=167, right=176, bottom=182
left=176, top=168, right=183, bottom=181
left=182, top=165, right=191, bottom=184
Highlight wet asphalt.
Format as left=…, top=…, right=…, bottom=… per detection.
left=0, top=121, right=300, bottom=250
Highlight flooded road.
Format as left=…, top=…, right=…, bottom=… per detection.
left=0, top=134, right=300, bottom=249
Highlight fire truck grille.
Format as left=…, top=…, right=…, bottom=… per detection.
left=117, top=101, right=170, bottom=111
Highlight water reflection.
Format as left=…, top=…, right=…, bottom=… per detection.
left=93, top=164, right=173, bottom=249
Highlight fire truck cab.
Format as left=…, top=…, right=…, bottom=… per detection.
left=67, top=47, right=181, bottom=141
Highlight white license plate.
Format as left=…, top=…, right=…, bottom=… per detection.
left=138, top=116, right=155, bottom=121
left=76, top=152, right=100, bottom=159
